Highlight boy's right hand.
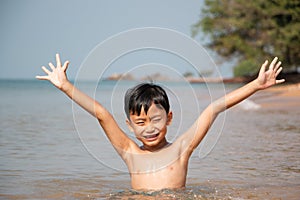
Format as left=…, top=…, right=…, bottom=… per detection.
left=36, top=54, right=70, bottom=90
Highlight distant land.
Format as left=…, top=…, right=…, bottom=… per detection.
left=105, top=71, right=300, bottom=84
left=105, top=72, right=251, bottom=83
left=105, top=72, right=173, bottom=82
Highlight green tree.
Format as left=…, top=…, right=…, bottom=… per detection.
left=192, top=0, right=300, bottom=77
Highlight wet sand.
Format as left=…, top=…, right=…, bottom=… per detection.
left=253, top=83, right=300, bottom=110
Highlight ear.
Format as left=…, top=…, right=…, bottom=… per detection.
left=166, top=111, right=173, bottom=125
left=126, top=119, right=134, bottom=132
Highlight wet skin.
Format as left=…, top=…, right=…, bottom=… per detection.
left=125, top=104, right=190, bottom=190
left=37, top=54, right=285, bottom=190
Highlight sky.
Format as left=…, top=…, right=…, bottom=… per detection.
left=0, top=0, right=233, bottom=80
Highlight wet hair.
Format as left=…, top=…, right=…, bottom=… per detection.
left=124, top=83, right=170, bottom=119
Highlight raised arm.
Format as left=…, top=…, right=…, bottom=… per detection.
left=36, top=54, right=134, bottom=156
left=179, top=57, right=285, bottom=154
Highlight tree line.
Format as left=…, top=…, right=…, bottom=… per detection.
left=192, top=0, right=300, bottom=77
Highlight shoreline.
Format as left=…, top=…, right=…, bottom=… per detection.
left=254, top=82, right=300, bottom=109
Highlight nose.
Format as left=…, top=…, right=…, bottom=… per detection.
left=145, top=123, right=155, bottom=133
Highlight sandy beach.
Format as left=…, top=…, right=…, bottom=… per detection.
left=253, top=82, right=300, bottom=110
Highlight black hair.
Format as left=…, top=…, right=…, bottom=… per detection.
left=124, top=83, right=170, bottom=119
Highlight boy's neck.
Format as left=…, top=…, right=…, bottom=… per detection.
left=140, top=138, right=170, bottom=152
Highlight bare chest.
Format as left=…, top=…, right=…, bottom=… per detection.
left=130, top=160, right=188, bottom=190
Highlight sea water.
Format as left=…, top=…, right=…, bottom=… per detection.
left=0, top=79, right=299, bottom=199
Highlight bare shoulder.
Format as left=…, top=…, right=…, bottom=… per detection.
left=173, top=122, right=200, bottom=156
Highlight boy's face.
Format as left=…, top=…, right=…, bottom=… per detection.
left=126, top=103, right=172, bottom=151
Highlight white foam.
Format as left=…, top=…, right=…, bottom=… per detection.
left=237, top=99, right=261, bottom=110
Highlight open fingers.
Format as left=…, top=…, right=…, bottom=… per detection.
left=56, top=53, right=62, bottom=67
left=269, top=57, right=278, bottom=70
left=275, top=67, right=283, bottom=77
left=62, top=60, right=70, bottom=72
left=35, top=75, right=49, bottom=80
left=274, top=61, right=282, bottom=72
left=41, top=66, right=51, bottom=75
left=259, top=60, right=268, bottom=75
left=49, top=62, right=56, bottom=71
left=276, top=79, right=285, bottom=84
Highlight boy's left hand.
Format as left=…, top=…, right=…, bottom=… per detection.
left=36, top=54, right=70, bottom=90
left=256, top=57, right=285, bottom=90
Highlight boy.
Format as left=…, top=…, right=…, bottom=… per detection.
left=36, top=54, right=285, bottom=190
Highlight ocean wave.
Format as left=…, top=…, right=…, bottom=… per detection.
left=237, top=99, right=261, bottom=110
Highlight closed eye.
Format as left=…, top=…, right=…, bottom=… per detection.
left=135, top=121, right=145, bottom=126
left=152, top=118, right=162, bottom=123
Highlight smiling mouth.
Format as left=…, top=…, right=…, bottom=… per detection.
left=143, top=133, right=159, bottom=140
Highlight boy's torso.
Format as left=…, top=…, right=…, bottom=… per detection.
left=124, top=141, right=190, bottom=190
